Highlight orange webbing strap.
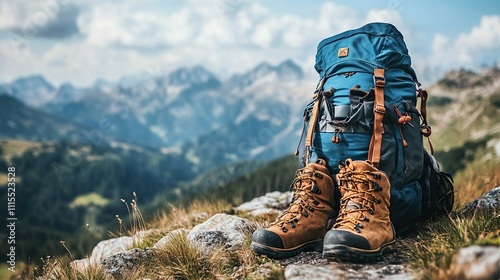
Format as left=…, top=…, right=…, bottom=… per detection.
left=368, top=68, right=386, bottom=167
left=304, top=77, right=326, bottom=164
left=418, top=88, right=434, bottom=154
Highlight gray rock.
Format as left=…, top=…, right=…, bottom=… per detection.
left=101, top=247, right=154, bottom=279
left=450, top=245, right=500, bottom=280
left=71, top=236, right=135, bottom=274
left=460, top=186, right=500, bottom=217
left=284, top=264, right=338, bottom=280
left=91, top=236, right=133, bottom=262
left=277, top=251, right=329, bottom=267
left=187, top=213, right=252, bottom=254
left=246, top=208, right=281, bottom=217
left=235, top=191, right=292, bottom=215
left=284, top=263, right=415, bottom=280
left=153, top=228, right=190, bottom=249
left=280, top=251, right=415, bottom=280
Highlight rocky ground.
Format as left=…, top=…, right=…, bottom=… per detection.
left=70, top=187, right=500, bottom=279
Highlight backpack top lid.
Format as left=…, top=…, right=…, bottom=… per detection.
left=315, top=22, right=414, bottom=78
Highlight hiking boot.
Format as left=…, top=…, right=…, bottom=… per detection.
left=323, top=159, right=396, bottom=261
left=251, top=159, right=338, bottom=259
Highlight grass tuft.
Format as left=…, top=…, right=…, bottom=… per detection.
left=10, top=255, right=110, bottom=280
left=151, top=230, right=231, bottom=279
left=148, top=224, right=283, bottom=279
left=404, top=212, right=500, bottom=279
left=453, top=160, right=500, bottom=209
left=151, top=199, right=232, bottom=231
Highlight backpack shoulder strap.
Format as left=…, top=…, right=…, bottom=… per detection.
left=368, top=68, right=386, bottom=167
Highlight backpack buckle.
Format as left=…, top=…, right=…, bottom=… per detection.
left=374, top=103, right=386, bottom=114
left=373, top=75, right=386, bottom=87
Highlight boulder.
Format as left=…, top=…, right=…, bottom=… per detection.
left=101, top=248, right=154, bottom=279
left=153, top=228, right=190, bottom=250
left=91, top=236, right=134, bottom=262
left=234, top=191, right=292, bottom=216
left=460, top=186, right=500, bottom=217
left=450, top=245, right=500, bottom=280
left=187, top=213, right=252, bottom=254
left=71, top=236, right=134, bottom=274
left=284, top=263, right=415, bottom=280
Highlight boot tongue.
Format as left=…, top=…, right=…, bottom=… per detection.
left=302, top=168, right=314, bottom=176
left=346, top=200, right=361, bottom=210
left=280, top=193, right=306, bottom=221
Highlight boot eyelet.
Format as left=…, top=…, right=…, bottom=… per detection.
left=303, top=212, right=309, bottom=217
left=369, top=209, right=374, bottom=215
left=308, top=206, right=315, bottom=212
left=364, top=217, right=370, bottom=222
left=313, top=200, right=319, bottom=206
left=357, top=223, right=363, bottom=228
left=355, top=228, right=361, bottom=233
left=282, top=227, right=288, bottom=233
left=291, top=222, right=296, bottom=228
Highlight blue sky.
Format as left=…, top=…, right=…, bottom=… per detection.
left=0, top=0, right=499, bottom=86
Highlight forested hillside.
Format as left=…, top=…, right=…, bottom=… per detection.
left=0, top=141, right=194, bottom=261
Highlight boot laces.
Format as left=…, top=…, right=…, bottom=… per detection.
left=271, top=167, right=318, bottom=228
left=334, top=170, right=380, bottom=233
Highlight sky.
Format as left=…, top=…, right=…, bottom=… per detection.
left=0, top=0, right=499, bottom=87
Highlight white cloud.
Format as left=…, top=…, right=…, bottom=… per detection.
left=430, top=15, right=500, bottom=68
left=0, top=0, right=81, bottom=38
left=0, top=40, right=40, bottom=82
left=36, top=1, right=363, bottom=84
left=456, top=15, right=500, bottom=50
left=0, top=1, right=22, bottom=30
left=3, top=1, right=498, bottom=87
left=0, top=0, right=415, bottom=86
left=41, top=42, right=156, bottom=86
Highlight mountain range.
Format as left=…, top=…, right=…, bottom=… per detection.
left=0, top=60, right=309, bottom=171
left=1, top=63, right=500, bottom=174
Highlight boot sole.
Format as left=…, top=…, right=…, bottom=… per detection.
left=322, top=240, right=396, bottom=262
left=250, top=239, right=323, bottom=259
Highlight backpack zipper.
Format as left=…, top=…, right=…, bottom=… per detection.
left=393, top=104, right=412, bottom=147
left=332, top=128, right=341, bottom=143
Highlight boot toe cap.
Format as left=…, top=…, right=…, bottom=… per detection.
left=252, top=228, right=284, bottom=249
left=324, top=229, right=371, bottom=250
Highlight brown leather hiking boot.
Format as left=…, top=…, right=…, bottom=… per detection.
left=323, top=159, right=396, bottom=261
left=251, top=159, right=338, bottom=259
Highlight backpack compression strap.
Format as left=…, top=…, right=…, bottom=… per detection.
left=368, top=68, right=386, bottom=167
left=304, top=77, right=326, bottom=164
left=418, top=88, right=434, bottom=154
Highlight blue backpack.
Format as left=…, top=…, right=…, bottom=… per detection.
left=296, top=23, right=434, bottom=233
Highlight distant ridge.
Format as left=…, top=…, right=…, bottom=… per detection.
left=0, top=94, right=87, bottom=142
